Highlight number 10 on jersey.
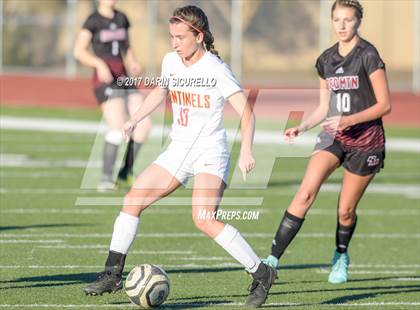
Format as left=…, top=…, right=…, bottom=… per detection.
left=336, top=92, right=351, bottom=113
left=177, top=107, right=189, bottom=126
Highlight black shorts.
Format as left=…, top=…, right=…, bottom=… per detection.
left=314, top=131, right=385, bottom=176
left=94, top=82, right=139, bottom=104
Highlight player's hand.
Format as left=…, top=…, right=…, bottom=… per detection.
left=96, top=61, right=113, bottom=84
left=238, top=151, right=256, bottom=181
left=284, top=126, right=303, bottom=144
left=122, top=119, right=138, bottom=142
left=321, top=116, right=353, bottom=131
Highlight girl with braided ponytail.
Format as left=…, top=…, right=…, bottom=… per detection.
left=84, top=5, right=276, bottom=307
left=262, top=0, right=391, bottom=285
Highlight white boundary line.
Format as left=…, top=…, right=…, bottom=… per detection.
left=1, top=116, right=419, bottom=152
left=0, top=240, right=63, bottom=244
left=2, top=208, right=418, bottom=216
left=1, top=232, right=419, bottom=239
left=0, top=264, right=418, bottom=273
left=317, top=269, right=418, bottom=275
left=0, top=184, right=418, bottom=198
left=0, top=302, right=419, bottom=308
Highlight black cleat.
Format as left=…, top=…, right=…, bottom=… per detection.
left=245, top=265, right=277, bottom=308
left=83, top=270, right=123, bottom=296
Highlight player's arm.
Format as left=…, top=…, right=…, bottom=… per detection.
left=322, top=69, right=391, bottom=131
left=73, top=29, right=113, bottom=83
left=347, top=69, right=392, bottom=124
left=299, top=78, right=330, bottom=132
left=285, top=78, right=329, bottom=142
left=125, top=47, right=141, bottom=76
left=125, top=30, right=141, bottom=77
left=228, top=91, right=256, bottom=179
left=122, top=87, right=168, bottom=141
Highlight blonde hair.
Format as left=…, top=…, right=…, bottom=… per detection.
left=332, top=0, right=363, bottom=19
left=169, top=5, right=219, bottom=58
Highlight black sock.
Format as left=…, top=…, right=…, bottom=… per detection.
left=103, top=142, right=119, bottom=180
left=336, top=216, right=357, bottom=253
left=271, top=211, right=304, bottom=259
left=105, top=251, right=126, bottom=275
left=118, top=140, right=142, bottom=178
left=252, top=262, right=268, bottom=281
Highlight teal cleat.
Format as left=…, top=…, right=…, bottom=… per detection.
left=328, top=251, right=349, bottom=284
left=262, top=255, right=279, bottom=269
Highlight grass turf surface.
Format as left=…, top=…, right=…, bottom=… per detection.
left=0, top=105, right=419, bottom=309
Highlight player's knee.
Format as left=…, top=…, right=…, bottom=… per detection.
left=192, top=216, right=214, bottom=235
left=338, top=207, right=356, bottom=222
left=105, top=130, right=123, bottom=146
left=123, top=190, right=149, bottom=215
left=296, top=188, right=315, bottom=207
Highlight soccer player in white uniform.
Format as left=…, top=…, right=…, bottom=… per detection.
left=84, top=5, right=276, bottom=308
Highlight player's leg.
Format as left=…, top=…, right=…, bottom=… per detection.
left=328, top=169, right=375, bottom=284
left=117, top=92, right=153, bottom=185
left=266, top=150, right=341, bottom=269
left=99, top=96, right=128, bottom=191
left=84, top=164, right=181, bottom=295
left=191, top=173, right=276, bottom=308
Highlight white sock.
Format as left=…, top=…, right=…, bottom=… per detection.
left=214, top=224, right=261, bottom=273
left=109, top=211, right=139, bottom=254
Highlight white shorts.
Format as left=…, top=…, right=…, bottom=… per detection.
left=154, top=141, right=230, bottom=186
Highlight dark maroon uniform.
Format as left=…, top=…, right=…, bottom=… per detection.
left=314, top=38, right=386, bottom=175
left=82, top=9, right=137, bottom=103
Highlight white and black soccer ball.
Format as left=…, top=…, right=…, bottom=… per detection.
left=124, top=264, right=170, bottom=308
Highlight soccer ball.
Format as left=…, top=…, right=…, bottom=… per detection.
left=124, top=264, right=170, bottom=308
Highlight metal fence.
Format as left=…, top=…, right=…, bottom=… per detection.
left=1, top=0, right=419, bottom=92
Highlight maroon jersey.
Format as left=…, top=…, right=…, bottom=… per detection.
left=316, top=38, right=386, bottom=151
left=82, top=9, right=130, bottom=87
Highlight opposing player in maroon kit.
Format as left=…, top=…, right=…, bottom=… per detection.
left=74, top=0, right=152, bottom=191
left=263, top=0, right=391, bottom=284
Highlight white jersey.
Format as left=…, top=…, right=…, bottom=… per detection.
left=160, top=51, right=241, bottom=147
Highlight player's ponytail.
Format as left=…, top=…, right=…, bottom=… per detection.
left=332, top=0, right=363, bottom=20
left=169, top=5, right=220, bottom=58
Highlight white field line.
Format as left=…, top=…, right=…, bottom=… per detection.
left=0, top=171, right=77, bottom=178
left=74, top=197, right=264, bottom=206
left=0, top=261, right=419, bottom=269
left=1, top=116, right=419, bottom=152
left=0, top=169, right=415, bottom=180
left=0, top=263, right=418, bottom=272
left=320, top=184, right=420, bottom=199
left=35, top=245, right=196, bottom=253
left=317, top=269, right=417, bottom=275
left=335, top=303, right=420, bottom=307
left=0, top=240, right=63, bottom=244
left=0, top=184, right=418, bottom=199
left=0, top=302, right=420, bottom=308
left=0, top=188, right=100, bottom=194
left=0, top=154, right=99, bottom=168
left=0, top=264, right=244, bottom=269
left=2, top=208, right=418, bottom=216
left=171, top=257, right=229, bottom=261
left=1, top=233, right=419, bottom=239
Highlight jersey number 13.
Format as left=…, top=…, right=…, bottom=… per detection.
left=177, top=107, right=189, bottom=127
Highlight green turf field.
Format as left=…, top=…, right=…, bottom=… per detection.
left=0, top=105, right=419, bottom=309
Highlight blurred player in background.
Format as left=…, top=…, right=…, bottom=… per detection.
left=263, top=0, right=391, bottom=284
left=74, top=0, right=152, bottom=191
left=83, top=5, right=276, bottom=307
